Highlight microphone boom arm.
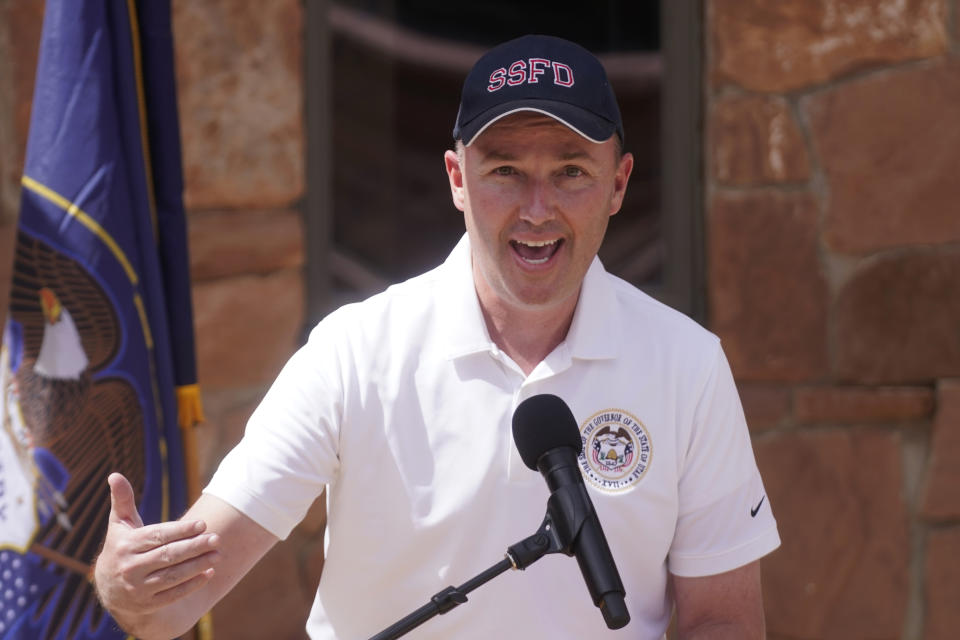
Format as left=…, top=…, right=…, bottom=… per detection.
left=368, top=493, right=586, bottom=640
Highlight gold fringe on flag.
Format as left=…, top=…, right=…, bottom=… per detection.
left=176, top=383, right=206, bottom=429
left=176, top=383, right=213, bottom=640
left=176, top=384, right=206, bottom=509
left=196, top=612, right=214, bottom=640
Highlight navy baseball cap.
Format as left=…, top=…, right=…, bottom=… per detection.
left=453, top=34, right=624, bottom=146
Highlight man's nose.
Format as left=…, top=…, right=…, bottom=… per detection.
left=518, top=178, right=556, bottom=224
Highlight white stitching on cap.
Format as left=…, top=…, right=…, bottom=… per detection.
left=463, top=107, right=607, bottom=146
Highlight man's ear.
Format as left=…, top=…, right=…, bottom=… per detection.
left=608, top=151, right=634, bottom=217
left=444, top=149, right=466, bottom=212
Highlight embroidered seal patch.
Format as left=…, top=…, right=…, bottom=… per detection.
left=578, top=408, right=652, bottom=492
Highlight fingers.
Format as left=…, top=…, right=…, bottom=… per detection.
left=134, top=525, right=220, bottom=572
left=143, top=547, right=221, bottom=592
left=128, top=539, right=220, bottom=611
left=128, top=519, right=210, bottom=554
left=149, top=568, right=218, bottom=609
left=98, top=524, right=221, bottom=614
left=108, top=474, right=214, bottom=557
left=98, top=474, right=225, bottom=621
left=100, top=549, right=219, bottom=615
left=108, top=472, right=144, bottom=528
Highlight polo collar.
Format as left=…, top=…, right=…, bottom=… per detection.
left=439, top=234, right=622, bottom=362
left=564, top=256, right=622, bottom=361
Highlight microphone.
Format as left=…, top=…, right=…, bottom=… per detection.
left=512, top=394, right=630, bottom=630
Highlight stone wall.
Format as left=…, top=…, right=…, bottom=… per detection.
left=707, top=1, right=959, bottom=638
left=2, top=1, right=958, bottom=638
left=171, top=1, right=318, bottom=637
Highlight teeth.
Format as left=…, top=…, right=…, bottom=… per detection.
left=511, top=238, right=560, bottom=265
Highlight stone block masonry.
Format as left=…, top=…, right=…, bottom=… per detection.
left=707, top=1, right=959, bottom=637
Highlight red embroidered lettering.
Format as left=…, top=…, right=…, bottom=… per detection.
left=528, top=58, right=550, bottom=83
left=507, top=60, right=527, bottom=86
left=552, top=62, right=574, bottom=87
left=488, top=68, right=506, bottom=92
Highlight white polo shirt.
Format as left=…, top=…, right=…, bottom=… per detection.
left=205, top=234, right=780, bottom=639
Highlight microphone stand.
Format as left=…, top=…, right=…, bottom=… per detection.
left=367, top=557, right=514, bottom=640
left=368, top=485, right=589, bottom=640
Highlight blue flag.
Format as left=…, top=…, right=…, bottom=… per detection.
left=0, top=1, right=197, bottom=638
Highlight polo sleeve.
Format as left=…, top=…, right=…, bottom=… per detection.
left=667, top=342, right=780, bottom=577
left=203, top=313, right=347, bottom=540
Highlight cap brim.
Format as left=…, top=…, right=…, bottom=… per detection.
left=455, top=99, right=618, bottom=146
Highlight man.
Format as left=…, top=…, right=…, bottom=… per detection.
left=94, top=35, right=780, bottom=639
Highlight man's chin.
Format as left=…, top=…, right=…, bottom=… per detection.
left=507, top=284, right=580, bottom=312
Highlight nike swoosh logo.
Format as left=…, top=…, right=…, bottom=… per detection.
left=750, top=496, right=765, bottom=518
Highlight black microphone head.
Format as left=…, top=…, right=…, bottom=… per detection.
left=512, top=394, right=583, bottom=470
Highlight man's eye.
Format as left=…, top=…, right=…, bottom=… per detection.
left=494, top=166, right=515, bottom=176
left=564, top=166, right=584, bottom=177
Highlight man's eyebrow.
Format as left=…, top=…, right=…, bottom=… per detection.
left=478, top=149, right=517, bottom=162
left=558, top=150, right=592, bottom=161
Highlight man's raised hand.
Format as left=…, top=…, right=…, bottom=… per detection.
left=94, top=473, right=221, bottom=627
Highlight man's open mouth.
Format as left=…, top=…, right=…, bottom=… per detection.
left=510, top=238, right=563, bottom=265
